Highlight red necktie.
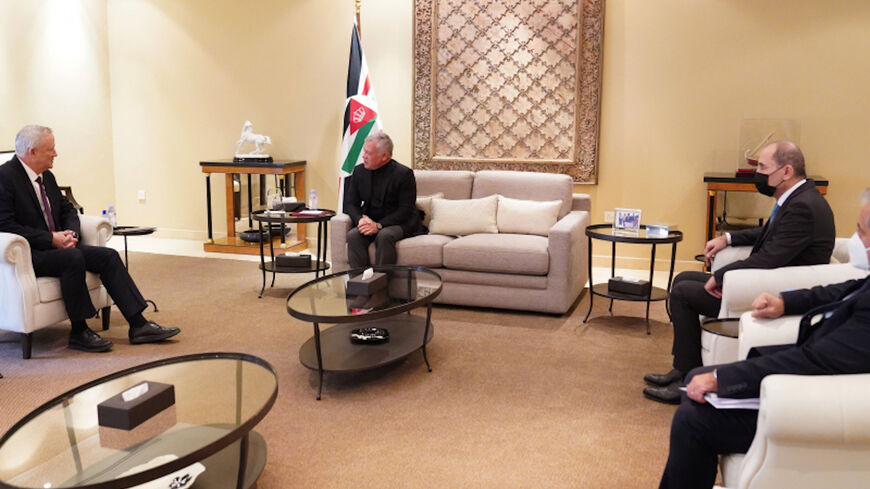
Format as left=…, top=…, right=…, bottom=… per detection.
left=35, top=176, right=56, bottom=233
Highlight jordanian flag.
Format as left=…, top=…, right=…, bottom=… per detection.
left=339, top=21, right=382, bottom=208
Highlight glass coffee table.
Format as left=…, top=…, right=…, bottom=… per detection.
left=287, top=266, right=443, bottom=400
left=0, top=353, right=277, bottom=489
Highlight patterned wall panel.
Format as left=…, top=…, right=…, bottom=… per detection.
left=414, top=0, right=604, bottom=182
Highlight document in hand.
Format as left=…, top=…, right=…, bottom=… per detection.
left=704, top=393, right=760, bottom=410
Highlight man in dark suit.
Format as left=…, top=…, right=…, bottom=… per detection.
left=344, top=132, right=424, bottom=269
left=0, top=125, right=179, bottom=352
left=645, top=141, right=835, bottom=404
left=658, top=192, right=870, bottom=488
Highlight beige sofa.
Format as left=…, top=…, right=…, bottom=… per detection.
left=330, top=170, right=591, bottom=314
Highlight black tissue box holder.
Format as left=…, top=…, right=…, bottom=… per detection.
left=275, top=254, right=311, bottom=268
left=347, top=272, right=387, bottom=296
left=608, top=276, right=651, bottom=296
left=97, top=381, right=175, bottom=431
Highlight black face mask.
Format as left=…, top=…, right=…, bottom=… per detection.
left=753, top=166, right=785, bottom=197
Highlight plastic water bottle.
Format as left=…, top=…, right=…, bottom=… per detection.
left=308, top=189, right=318, bottom=210
left=107, top=205, right=118, bottom=227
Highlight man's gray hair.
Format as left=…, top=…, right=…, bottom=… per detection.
left=365, top=131, right=393, bottom=157
left=770, top=141, right=806, bottom=178
left=15, top=125, right=53, bottom=157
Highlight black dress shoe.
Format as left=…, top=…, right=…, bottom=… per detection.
left=129, top=321, right=180, bottom=344
left=643, top=383, right=683, bottom=405
left=69, top=328, right=113, bottom=353
left=643, top=369, right=683, bottom=387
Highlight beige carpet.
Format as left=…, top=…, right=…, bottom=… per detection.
left=0, top=253, right=679, bottom=488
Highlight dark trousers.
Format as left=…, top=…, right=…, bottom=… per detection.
left=347, top=225, right=405, bottom=269
left=669, top=271, right=723, bottom=373
left=31, top=244, right=147, bottom=323
left=659, top=366, right=758, bottom=489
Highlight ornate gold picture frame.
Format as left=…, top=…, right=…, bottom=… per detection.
left=413, top=0, right=604, bottom=183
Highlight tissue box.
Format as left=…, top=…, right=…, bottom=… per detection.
left=608, top=276, right=651, bottom=296
left=97, top=381, right=175, bottom=431
left=347, top=271, right=387, bottom=296
left=275, top=253, right=311, bottom=268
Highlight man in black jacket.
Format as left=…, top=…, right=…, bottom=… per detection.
left=644, top=141, right=835, bottom=404
left=657, top=191, right=870, bottom=488
left=343, top=132, right=423, bottom=268
left=0, top=125, right=179, bottom=353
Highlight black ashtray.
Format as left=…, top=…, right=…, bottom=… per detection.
left=350, top=327, right=389, bottom=344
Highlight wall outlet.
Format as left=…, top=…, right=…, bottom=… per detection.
left=604, top=211, right=614, bottom=223
left=137, top=190, right=146, bottom=201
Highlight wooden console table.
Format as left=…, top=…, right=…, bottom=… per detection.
left=703, top=173, right=828, bottom=245
left=200, top=159, right=306, bottom=255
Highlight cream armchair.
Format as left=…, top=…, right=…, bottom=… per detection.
left=714, top=312, right=870, bottom=488
left=0, top=215, right=113, bottom=358
left=701, top=238, right=866, bottom=365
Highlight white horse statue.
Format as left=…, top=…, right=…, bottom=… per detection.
left=235, top=120, right=272, bottom=156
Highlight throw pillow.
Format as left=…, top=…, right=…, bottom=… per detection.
left=416, top=192, right=444, bottom=227
left=497, top=195, right=562, bottom=236
left=429, top=194, right=498, bottom=235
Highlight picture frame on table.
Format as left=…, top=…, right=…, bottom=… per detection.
left=614, top=208, right=642, bottom=233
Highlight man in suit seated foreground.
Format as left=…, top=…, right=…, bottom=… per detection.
left=0, top=125, right=179, bottom=352
left=657, top=190, right=870, bottom=489
left=645, top=141, right=836, bottom=404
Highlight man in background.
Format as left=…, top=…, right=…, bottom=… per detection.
left=0, top=125, right=179, bottom=352
left=644, top=141, right=835, bottom=404
left=343, top=132, right=424, bottom=268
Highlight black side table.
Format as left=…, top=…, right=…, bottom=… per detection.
left=113, top=226, right=159, bottom=312
left=252, top=209, right=335, bottom=298
left=583, top=224, right=683, bottom=334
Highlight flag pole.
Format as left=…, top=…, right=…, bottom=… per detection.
left=355, top=0, right=362, bottom=37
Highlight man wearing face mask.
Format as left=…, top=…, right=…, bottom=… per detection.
left=657, top=189, right=870, bottom=489
left=644, top=141, right=835, bottom=404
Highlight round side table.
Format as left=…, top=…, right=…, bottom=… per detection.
left=113, top=225, right=158, bottom=312
left=583, top=224, right=683, bottom=334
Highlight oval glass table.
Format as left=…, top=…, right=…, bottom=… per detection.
left=287, top=266, right=443, bottom=400
left=0, top=353, right=277, bottom=489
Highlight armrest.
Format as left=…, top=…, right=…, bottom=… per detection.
left=737, top=311, right=800, bottom=360
left=330, top=213, right=353, bottom=272
left=719, top=264, right=868, bottom=318
left=548, top=210, right=589, bottom=290
left=0, top=232, right=38, bottom=332
left=710, top=246, right=752, bottom=273
left=79, top=215, right=113, bottom=246
left=759, top=373, right=870, bottom=444
left=571, top=193, right=591, bottom=212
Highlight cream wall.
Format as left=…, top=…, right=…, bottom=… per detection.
left=5, top=1, right=870, bottom=266
left=106, top=0, right=412, bottom=240
left=0, top=0, right=115, bottom=215
left=591, top=0, right=870, bottom=267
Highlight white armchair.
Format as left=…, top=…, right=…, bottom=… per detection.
left=701, top=238, right=866, bottom=365
left=0, top=215, right=113, bottom=358
left=715, top=312, right=870, bottom=488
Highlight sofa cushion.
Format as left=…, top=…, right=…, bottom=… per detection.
left=37, top=272, right=103, bottom=303
left=416, top=192, right=444, bottom=228
left=414, top=170, right=474, bottom=200
left=471, top=170, right=573, bottom=218
left=443, top=233, right=549, bottom=275
left=497, top=195, right=562, bottom=236
left=429, top=195, right=498, bottom=236
left=395, top=234, right=455, bottom=268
